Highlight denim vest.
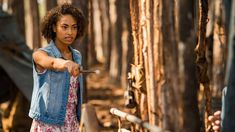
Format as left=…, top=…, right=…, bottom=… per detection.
left=28, top=41, right=84, bottom=125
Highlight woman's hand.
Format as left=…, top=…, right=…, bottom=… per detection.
left=208, top=111, right=221, bottom=132
left=64, top=60, right=80, bottom=77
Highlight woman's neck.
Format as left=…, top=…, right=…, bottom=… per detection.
left=54, top=39, right=70, bottom=54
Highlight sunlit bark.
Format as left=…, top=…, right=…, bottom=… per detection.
left=24, top=0, right=40, bottom=49
left=46, top=0, right=57, bottom=11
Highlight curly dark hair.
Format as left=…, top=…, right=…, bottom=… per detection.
left=41, top=3, right=87, bottom=42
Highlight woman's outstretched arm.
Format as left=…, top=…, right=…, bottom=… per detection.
left=33, top=50, right=80, bottom=76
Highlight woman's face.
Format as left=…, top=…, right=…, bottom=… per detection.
left=53, top=14, right=78, bottom=46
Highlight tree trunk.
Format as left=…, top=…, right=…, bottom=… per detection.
left=24, top=0, right=41, bottom=49
left=161, top=0, right=182, bottom=131
left=211, top=0, right=225, bottom=112
left=30, top=0, right=41, bottom=49
left=92, top=0, right=105, bottom=63
left=116, top=0, right=131, bottom=87
left=99, top=0, right=112, bottom=69
left=195, top=0, right=210, bottom=131
left=109, top=0, right=119, bottom=82
left=176, top=0, right=200, bottom=131
left=46, top=0, right=57, bottom=11
left=139, top=0, right=158, bottom=126
left=153, top=0, right=163, bottom=128
left=72, top=0, right=89, bottom=103
left=86, top=0, right=99, bottom=66
left=11, top=0, right=25, bottom=38
left=104, top=0, right=112, bottom=71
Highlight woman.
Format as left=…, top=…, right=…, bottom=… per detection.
left=28, top=3, right=87, bottom=131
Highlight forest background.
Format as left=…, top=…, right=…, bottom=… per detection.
left=0, top=0, right=235, bottom=132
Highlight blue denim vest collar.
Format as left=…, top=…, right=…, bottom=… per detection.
left=29, top=40, right=83, bottom=125
left=47, top=40, right=79, bottom=61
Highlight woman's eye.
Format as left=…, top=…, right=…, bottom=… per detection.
left=73, top=26, right=78, bottom=30
left=61, top=26, right=67, bottom=29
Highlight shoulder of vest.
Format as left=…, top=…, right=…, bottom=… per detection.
left=72, top=49, right=82, bottom=57
left=39, top=44, right=52, bottom=51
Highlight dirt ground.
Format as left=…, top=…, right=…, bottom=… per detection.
left=86, top=66, right=132, bottom=132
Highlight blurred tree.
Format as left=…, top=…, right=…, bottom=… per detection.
left=116, top=0, right=133, bottom=88
left=30, top=0, right=41, bottom=49
left=176, top=0, right=200, bottom=131
left=72, top=0, right=89, bottom=103
left=108, top=0, right=119, bottom=82
left=99, top=0, right=111, bottom=70
left=11, top=0, right=25, bottom=38
left=161, top=0, right=182, bottom=130
left=209, top=0, right=225, bottom=111
left=87, top=0, right=100, bottom=66
left=109, top=0, right=132, bottom=83
left=24, top=0, right=41, bottom=49
left=46, top=0, right=57, bottom=11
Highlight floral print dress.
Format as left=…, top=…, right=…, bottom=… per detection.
left=30, top=76, right=80, bottom=132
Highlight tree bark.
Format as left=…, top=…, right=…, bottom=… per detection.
left=24, top=0, right=41, bottom=49
left=153, top=0, right=163, bottom=128
left=109, top=0, right=119, bottom=82
left=92, top=0, right=105, bottom=63
left=161, top=0, right=181, bottom=130
left=117, top=0, right=132, bottom=87
left=176, top=0, right=200, bottom=131
left=46, top=0, right=57, bottom=11
left=211, top=0, right=225, bottom=112
left=139, top=0, right=158, bottom=126
left=195, top=0, right=210, bottom=131
left=30, top=0, right=41, bottom=49
left=99, top=0, right=111, bottom=67
left=72, top=0, right=89, bottom=103
left=11, top=0, right=25, bottom=38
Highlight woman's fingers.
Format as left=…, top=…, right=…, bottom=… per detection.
left=213, top=125, right=220, bottom=131
left=72, top=67, right=79, bottom=77
left=214, top=111, right=221, bottom=115
left=209, top=111, right=221, bottom=121
left=214, top=111, right=221, bottom=117
left=214, top=120, right=221, bottom=125
left=208, top=115, right=214, bottom=122
left=208, top=111, right=221, bottom=131
left=71, top=64, right=80, bottom=77
left=214, top=111, right=221, bottom=119
left=64, top=60, right=80, bottom=77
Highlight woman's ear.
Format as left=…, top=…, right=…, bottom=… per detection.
left=53, top=25, right=56, bottom=33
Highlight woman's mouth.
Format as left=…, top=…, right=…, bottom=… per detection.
left=65, top=37, right=73, bottom=42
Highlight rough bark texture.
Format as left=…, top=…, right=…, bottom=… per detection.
left=195, top=0, right=211, bottom=131
left=177, top=0, right=200, bottom=131
left=23, top=0, right=40, bottom=49
left=211, top=0, right=225, bottom=112
left=129, top=0, right=201, bottom=131
left=30, top=0, right=41, bottom=49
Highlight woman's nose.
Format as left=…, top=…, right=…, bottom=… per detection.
left=67, top=28, right=72, bottom=34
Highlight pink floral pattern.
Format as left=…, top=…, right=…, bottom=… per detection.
left=30, top=76, right=79, bottom=132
